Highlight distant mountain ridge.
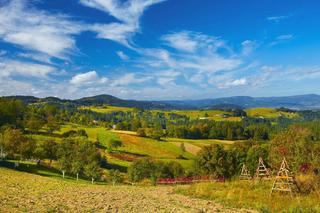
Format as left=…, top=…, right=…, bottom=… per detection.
left=4, top=94, right=320, bottom=110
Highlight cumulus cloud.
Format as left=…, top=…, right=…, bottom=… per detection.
left=80, top=0, right=166, bottom=46
left=70, top=71, right=108, bottom=86
left=0, top=0, right=85, bottom=59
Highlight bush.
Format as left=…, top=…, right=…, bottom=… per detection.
left=137, top=128, right=146, bottom=137
left=62, top=129, right=88, bottom=138
left=128, top=158, right=158, bottom=182
left=108, top=138, right=122, bottom=151
left=195, top=144, right=230, bottom=178
left=296, top=174, right=318, bottom=194
left=128, top=158, right=185, bottom=183
left=108, top=169, right=123, bottom=186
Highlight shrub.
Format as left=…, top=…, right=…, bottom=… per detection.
left=108, top=169, right=123, bottom=186
left=137, top=128, right=146, bottom=137
left=195, top=144, right=230, bottom=178
left=128, top=158, right=185, bottom=183
left=128, top=158, right=158, bottom=182
left=108, top=138, right=122, bottom=151
left=296, top=174, right=317, bottom=194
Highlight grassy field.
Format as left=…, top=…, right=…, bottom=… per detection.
left=245, top=108, right=298, bottom=119
left=78, top=105, right=301, bottom=122
left=0, top=167, right=250, bottom=213
left=79, top=105, right=242, bottom=121
left=177, top=180, right=320, bottom=212
left=35, top=125, right=239, bottom=172
left=55, top=125, right=199, bottom=170
left=79, top=105, right=134, bottom=113
left=152, top=109, right=242, bottom=121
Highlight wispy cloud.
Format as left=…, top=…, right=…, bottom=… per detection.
left=241, top=40, right=258, bottom=56
left=140, top=31, right=242, bottom=76
left=111, top=73, right=152, bottom=86
left=0, top=59, right=56, bottom=78
left=276, top=34, right=294, bottom=40
left=116, top=51, right=130, bottom=60
left=162, top=31, right=229, bottom=53
left=0, top=0, right=85, bottom=60
left=269, top=34, right=295, bottom=46
left=80, top=0, right=166, bottom=47
left=267, top=15, right=289, bottom=22
left=17, top=52, right=53, bottom=64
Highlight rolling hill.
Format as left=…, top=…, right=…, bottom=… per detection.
left=4, top=94, right=320, bottom=110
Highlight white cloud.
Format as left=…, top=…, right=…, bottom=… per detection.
left=189, top=73, right=204, bottom=84
left=0, top=0, right=85, bottom=59
left=111, top=73, right=152, bottom=86
left=0, top=78, right=38, bottom=96
left=138, top=31, right=243, bottom=78
left=0, top=59, right=56, bottom=78
left=178, top=55, right=242, bottom=73
left=155, top=70, right=180, bottom=86
left=116, top=51, right=130, bottom=60
left=222, top=78, right=247, bottom=88
left=70, top=71, right=108, bottom=86
left=241, top=40, right=258, bottom=56
left=162, top=31, right=227, bottom=53
left=276, top=34, right=294, bottom=40
left=162, top=31, right=199, bottom=52
left=80, top=0, right=165, bottom=46
left=269, top=34, right=294, bottom=46
left=18, top=52, right=52, bottom=64
left=267, top=15, right=289, bottom=22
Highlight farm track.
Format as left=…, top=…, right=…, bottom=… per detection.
left=0, top=168, right=255, bottom=213
left=170, top=142, right=201, bottom=155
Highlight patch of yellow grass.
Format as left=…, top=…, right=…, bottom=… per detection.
left=79, top=105, right=134, bottom=113
left=245, top=108, right=298, bottom=119
left=177, top=180, right=320, bottom=212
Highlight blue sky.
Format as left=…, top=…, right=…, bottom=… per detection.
left=0, top=0, right=320, bottom=100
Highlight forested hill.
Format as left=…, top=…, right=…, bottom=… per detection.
left=4, top=95, right=173, bottom=110
left=4, top=94, right=320, bottom=110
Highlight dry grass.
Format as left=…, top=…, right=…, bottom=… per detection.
left=177, top=180, right=320, bottom=212
left=0, top=167, right=252, bottom=213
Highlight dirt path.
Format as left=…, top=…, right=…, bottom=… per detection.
left=0, top=168, right=255, bottom=213
left=170, top=142, right=202, bottom=155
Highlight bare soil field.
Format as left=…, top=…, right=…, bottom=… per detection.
left=0, top=168, right=255, bottom=213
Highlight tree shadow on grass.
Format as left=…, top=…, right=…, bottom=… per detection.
left=104, top=163, right=127, bottom=173
left=0, top=160, right=101, bottom=183
left=0, top=160, right=64, bottom=178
